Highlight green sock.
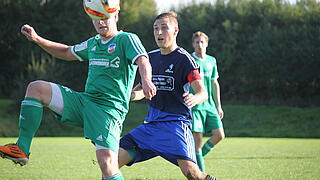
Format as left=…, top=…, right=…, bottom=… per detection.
left=196, top=151, right=206, bottom=172
left=202, top=140, right=214, bottom=157
left=16, top=97, right=43, bottom=155
left=104, top=173, right=124, bottom=180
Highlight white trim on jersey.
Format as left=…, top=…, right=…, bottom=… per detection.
left=177, top=48, right=199, bottom=69
left=128, top=34, right=145, bottom=55
left=128, top=34, right=147, bottom=64
left=70, top=46, right=85, bottom=62
left=132, top=53, right=148, bottom=65
left=148, top=49, right=161, bottom=54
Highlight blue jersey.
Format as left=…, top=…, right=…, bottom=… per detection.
left=145, top=47, right=199, bottom=123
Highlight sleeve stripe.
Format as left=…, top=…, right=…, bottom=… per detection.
left=148, top=49, right=160, bottom=54
left=132, top=53, right=148, bottom=65
left=128, top=34, right=145, bottom=55
left=70, top=46, right=84, bottom=61
left=177, top=48, right=199, bottom=69
left=132, top=35, right=145, bottom=54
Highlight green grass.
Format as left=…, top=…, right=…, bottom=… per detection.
left=125, top=102, right=320, bottom=138
left=1, top=99, right=320, bottom=138
left=0, top=137, right=319, bottom=180
left=222, top=105, right=320, bottom=138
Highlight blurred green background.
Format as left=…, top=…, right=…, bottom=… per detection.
left=0, top=0, right=319, bottom=138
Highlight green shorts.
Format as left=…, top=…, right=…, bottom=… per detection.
left=55, top=85, right=126, bottom=153
left=191, top=109, right=223, bottom=133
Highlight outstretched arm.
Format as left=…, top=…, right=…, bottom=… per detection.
left=21, top=24, right=77, bottom=61
left=135, top=55, right=156, bottom=100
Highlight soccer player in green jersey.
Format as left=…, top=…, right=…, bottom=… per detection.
left=0, top=8, right=156, bottom=180
left=190, top=31, right=225, bottom=172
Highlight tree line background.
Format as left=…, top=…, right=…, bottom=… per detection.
left=0, top=0, right=319, bottom=107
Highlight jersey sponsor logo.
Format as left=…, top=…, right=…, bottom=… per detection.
left=89, top=57, right=120, bottom=68
left=74, top=41, right=88, bottom=52
left=152, top=75, right=174, bottom=91
left=108, top=43, right=116, bottom=53
left=165, top=64, right=174, bottom=73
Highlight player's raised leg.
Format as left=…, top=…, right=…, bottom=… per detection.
left=0, top=80, right=51, bottom=166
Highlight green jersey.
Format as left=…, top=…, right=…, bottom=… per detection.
left=191, top=53, right=219, bottom=110
left=71, top=32, right=147, bottom=113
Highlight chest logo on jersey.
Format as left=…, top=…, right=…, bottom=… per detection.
left=108, top=43, right=116, bottom=53
left=89, top=57, right=120, bottom=68
left=165, top=64, right=174, bottom=73
left=152, top=75, right=174, bottom=91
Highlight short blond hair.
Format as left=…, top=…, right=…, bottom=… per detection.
left=154, top=12, right=178, bottom=27
left=192, top=31, right=209, bottom=43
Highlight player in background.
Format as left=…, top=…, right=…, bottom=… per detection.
left=0, top=6, right=156, bottom=180
left=190, top=31, right=225, bottom=172
left=118, top=12, right=218, bottom=180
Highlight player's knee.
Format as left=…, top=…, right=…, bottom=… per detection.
left=96, top=149, right=118, bottom=171
left=212, top=129, right=225, bottom=142
left=26, top=80, right=50, bottom=99
left=182, top=167, right=200, bottom=180
left=185, top=170, right=196, bottom=180
left=26, top=80, right=45, bottom=94
left=218, top=131, right=225, bottom=141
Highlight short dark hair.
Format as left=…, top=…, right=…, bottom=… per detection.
left=154, top=12, right=178, bottom=27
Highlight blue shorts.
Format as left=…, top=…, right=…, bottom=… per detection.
left=120, top=121, right=196, bottom=166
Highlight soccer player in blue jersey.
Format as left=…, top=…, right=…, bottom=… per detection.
left=118, top=12, right=218, bottom=180
left=0, top=5, right=156, bottom=180
left=190, top=31, right=225, bottom=172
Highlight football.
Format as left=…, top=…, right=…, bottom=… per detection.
left=83, top=0, right=120, bottom=20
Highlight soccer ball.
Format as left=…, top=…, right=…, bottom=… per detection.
left=83, top=0, right=120, bottom=20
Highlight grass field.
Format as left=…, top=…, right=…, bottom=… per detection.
left=0, top=137, right=319, bottom=180
left=1, top=99, right=320, bottom=138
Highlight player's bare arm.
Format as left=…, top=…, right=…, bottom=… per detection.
left=212, top=78, right=224, bottom=119
left=21, top=24, right=77, bottom=61
left=130, top=83, right=145, bottom=101
left=135, top=55, right=156, bottom=100
left=183, top=79, right=208, bottom=108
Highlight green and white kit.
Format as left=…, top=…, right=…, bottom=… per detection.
left=190, top=53, right=223, bottom=133
left=56, top=32, right=147, bottom=152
